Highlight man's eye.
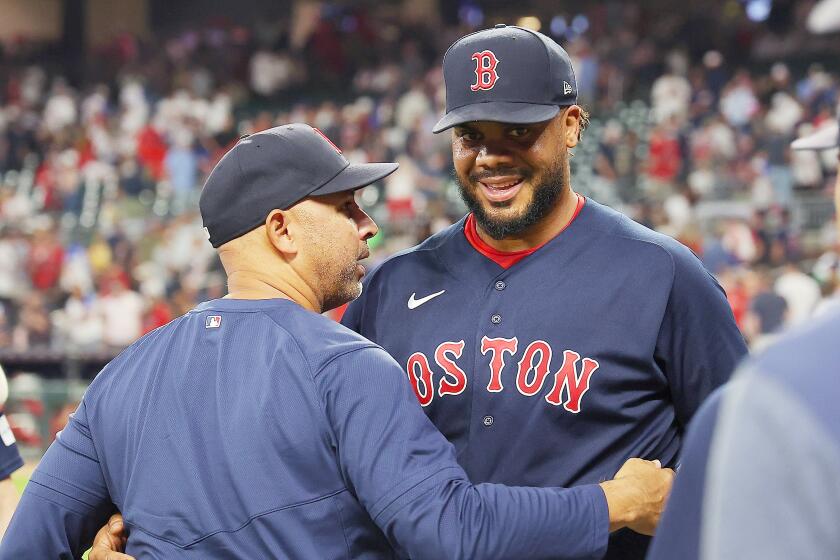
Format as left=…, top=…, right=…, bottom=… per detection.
left=509, top=127, right=529, bottom=138
left=457, top=130, right=479, bottom=142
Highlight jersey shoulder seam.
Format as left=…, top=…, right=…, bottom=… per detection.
left=314, top=344, right=385, bottom=379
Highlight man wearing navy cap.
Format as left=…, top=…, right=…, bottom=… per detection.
left=341, top=25, right=748, bottom=559
left=1, top=124, right=673, bottom=559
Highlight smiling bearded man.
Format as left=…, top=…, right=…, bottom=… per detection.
left=341, top=24, right=748, bottom=560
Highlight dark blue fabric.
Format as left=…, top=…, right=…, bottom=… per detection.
left=647, top=309, right=840, bottom=560
left=343, top=200, right=747, bottom=559
left=1, top=298, right=609, bottom=559
left=751, top=309, right=840, bottom=441
left=646, top=387, right=723, bottom=560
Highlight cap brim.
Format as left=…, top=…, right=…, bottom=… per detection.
left=807, top=0, right=840, bottom=33
left=432, top=102, right=561, bottom=133
left=791, top=123, right=839, bottom=151
left=309, top=162, right=399, bottom=197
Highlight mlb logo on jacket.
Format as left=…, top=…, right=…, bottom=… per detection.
left=205, top=315, right=222, bottom=329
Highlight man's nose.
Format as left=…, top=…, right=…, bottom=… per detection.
left=357, top=209, right=378, bottom=241
left=474, top=141, right=516, bottom=171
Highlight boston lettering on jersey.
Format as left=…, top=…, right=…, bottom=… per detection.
left=406, top=337, right=598, bottom=413
left=342, top=200, right=748, bottom=560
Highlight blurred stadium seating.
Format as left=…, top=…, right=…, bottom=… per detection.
left=1, top=0, right=839, bottom=453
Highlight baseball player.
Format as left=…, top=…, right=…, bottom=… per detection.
left=341, top=26, right=748, bottom=559
left=1, top=124, right=674, bottom=559
left=0, top=364, right=24, bottom=539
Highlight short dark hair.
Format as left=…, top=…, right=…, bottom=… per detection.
left=578, top=106, right=590, bottom=141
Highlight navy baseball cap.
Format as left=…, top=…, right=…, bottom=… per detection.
left=200, top=123, right=398, bottom=248
left=433, top=24, right=578, bottom=133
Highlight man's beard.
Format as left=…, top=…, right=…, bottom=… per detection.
left=320, top=263, right=359, bottom=311
left=456, top=161, right=566, bottom=240
left=308, top=238, right=366, bottom=312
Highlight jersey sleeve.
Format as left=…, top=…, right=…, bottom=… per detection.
left=0, top=399, right=114, bottom=558
left=701, top=371, right=840, bottom=560
left=0, top=413, right=23, bottom=480
left=655, top=248, right=748, bottom=427
left=314, top=346, right=610, bottom=560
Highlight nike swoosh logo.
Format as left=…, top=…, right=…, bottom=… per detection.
left=407, top=290, right=446, bottom=309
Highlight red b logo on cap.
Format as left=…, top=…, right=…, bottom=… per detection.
left=471, top=50, right=499, bottom=91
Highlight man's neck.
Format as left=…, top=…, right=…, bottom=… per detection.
left=475, top=187, right=581, bottom=252
left=224, top=271, right=321, bottom=313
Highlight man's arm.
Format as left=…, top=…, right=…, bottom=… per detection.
left=0, top=400, right=114, bottom=558
left=0, top=363, right=26, bottom=540
left=317, top=346, right=673, bottom=560
left=0, top=411, right=24, bottom=540
left=656, top=246, right=748, bottom=426
left=88, top=344, right=674, bottom=560
left=701, top=371, right=840, bottom=559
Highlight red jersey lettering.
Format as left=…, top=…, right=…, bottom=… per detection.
left=516, top=340, right=553, bottom=397
left=481, top=336, right=518, bottom=392
left=436, top=340, right=467, bottom=397
left=406, top=352, right=435, bottom=407
left=545, top=350, right=600, bottom=413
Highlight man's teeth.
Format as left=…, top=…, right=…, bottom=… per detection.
left=482, top=180, right=521, bottom=189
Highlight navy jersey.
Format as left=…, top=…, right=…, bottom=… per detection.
left=1, top=298, right=609, bottom=559
left=343, top=200, right=748, bottom=558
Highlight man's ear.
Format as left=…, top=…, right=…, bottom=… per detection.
left=265, top=209, right=297, bottom=255
left=563, top=105, right=581, bottom=149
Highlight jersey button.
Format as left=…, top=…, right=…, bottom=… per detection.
left=495, top=281, right=506, bottom=291
left=482, top=415, right=494, bottom=426
left=490, top=314, right=502, bottom=324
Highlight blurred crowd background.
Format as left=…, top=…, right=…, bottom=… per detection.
left=1, top=0, right=839, bottom=454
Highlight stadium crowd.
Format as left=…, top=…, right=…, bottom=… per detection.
left=0, top=1, right=839, bottom=367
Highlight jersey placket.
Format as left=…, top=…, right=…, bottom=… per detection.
left=465, top=271, right=512, bottom=480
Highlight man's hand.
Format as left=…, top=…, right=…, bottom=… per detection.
left=88, top=513, right=134, bottom=560
left=599, top=458, right=676, bottom=536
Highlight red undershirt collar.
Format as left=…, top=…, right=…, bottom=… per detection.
left=464, top=193, right=585, bottom=269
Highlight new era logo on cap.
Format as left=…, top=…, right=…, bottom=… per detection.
left=206, top=315, right=222, bottom=329
left=564, top=81, right=573, bottom=95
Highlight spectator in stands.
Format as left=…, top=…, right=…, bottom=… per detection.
left=26, top=227, right=63, bottom=294
left=0, top=1, right=838, bottom=362
left=59, top=285, right=103, bottom=350
left=98, top=278, right=144, bottom=349
left=774, top=261, right=822, bottom=326
left=12, top=292, right=52, bottom=350
left=744, top=269, right=788, bottom=349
